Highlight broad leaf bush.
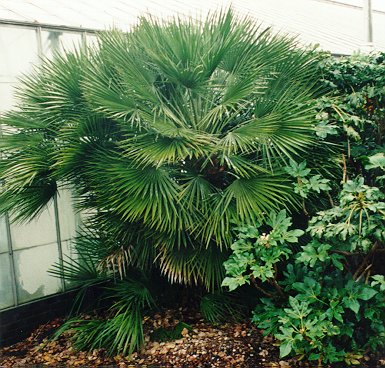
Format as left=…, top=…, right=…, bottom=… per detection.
left=223, top=52, right=385, bottom=364
left=316, top=52, right=385, bottom=185
left=223, top=197, right=385, bottom=364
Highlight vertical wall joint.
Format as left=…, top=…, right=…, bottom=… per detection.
left=53, top=194, right=66, bottom=292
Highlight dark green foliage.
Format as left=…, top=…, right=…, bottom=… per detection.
left=284, top=160, right=331, bottom=202
left=223, top=209, right=304, bottom=292
left=308, top=178, right=385, bottom=253
left=223, top=199, right=385, bottom=364
left=222, top=52, right=385, bottom=364
left=316, top=53, right=385, bottom=185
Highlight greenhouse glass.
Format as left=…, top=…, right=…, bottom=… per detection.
left=0, top=22, right=95, bottom=310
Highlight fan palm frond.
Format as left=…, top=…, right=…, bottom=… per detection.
left=200, top=292, right=245, bottom=324
left=0, top=9, right=322, bottom=290
left=53, top=279, right=155, bottom=356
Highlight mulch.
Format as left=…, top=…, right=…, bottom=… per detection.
left=0, top=309, right=384, bottom=367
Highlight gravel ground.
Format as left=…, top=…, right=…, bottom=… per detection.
left=0, top=309, right=384, bottom=367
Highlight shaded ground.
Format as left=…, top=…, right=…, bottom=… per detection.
left=0, top=309, right=383, bottom=367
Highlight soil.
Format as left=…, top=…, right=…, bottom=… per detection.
left=0, top=309, right=384, bottom=367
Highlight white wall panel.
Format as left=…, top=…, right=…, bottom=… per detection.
left=41, top=30, right=82, bottom=59
left=10, top=203, right=57, bottom=250
left=0, top=26, right=38, bottom=82
left=0, top=82, right=16, bottom=112
left=57, top=188, right=79, bottom=241
left=0, top=253, right=15, bottom=309
left=0, top=216, right=8, bottom=253
left=14, top=243, right=61, bottom=303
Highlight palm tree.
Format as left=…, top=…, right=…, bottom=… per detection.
left=0, top=10, right=321, bottom=354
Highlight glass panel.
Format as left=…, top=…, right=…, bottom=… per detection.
left=0, top=26, right=38, bottom=82
left=10, top=202, right=57, bottom=250
left=59, top=32, right=83, bottom=52
left=41, top=30, right=82, bottom=59
left=0, top=82, right=16, bottom=112
left=14, top=243, right=61, bottom=303
left=62, top=239, right=78, bottom=289
left=62, top=239, right=76, bottom=260
left=0, top=254, right=15, bottom=309
left=86, top=34, right=98, bottom=49
left=57, top=188, right=78, bottom=241
left=0, top=216, right=8, bottom=253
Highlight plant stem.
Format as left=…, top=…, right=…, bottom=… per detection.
left=342, top=153, right=348, bottom=183
left=356, top=264, right=372, bottom=283
left=270, top=278, right=286, bottom=299
left=331, top=250, right=361, bottom=256
left=249, top=274, right=274, bottom=298
left=353, top=242, right=378, bottom=281
left=302, top=198, right=309, bottom=217
left=326, top=191, right=334, bottom=207
left=269, top=264, right=286, bottom=299
left=297, top=176, right=309, bottom=217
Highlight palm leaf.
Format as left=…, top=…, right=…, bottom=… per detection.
left=0, top=9, right=322, bottom=292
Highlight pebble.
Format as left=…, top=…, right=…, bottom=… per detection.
left=279, top=361, right=290, bottom=367
left=259, top=349, right=269, bottom=357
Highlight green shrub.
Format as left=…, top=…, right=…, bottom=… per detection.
left=222, top=51, right=385, bottom=366
left=223, top=177, right=385, bottom=364
left=315, top=52, right=385, bottom=185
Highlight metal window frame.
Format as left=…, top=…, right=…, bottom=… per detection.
left=0, top=19, right=97, bottom=34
